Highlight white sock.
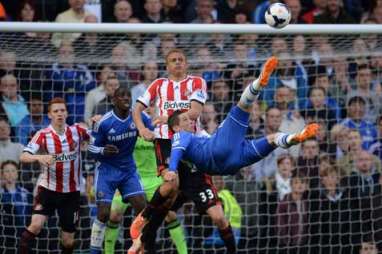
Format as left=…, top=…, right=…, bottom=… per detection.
left=239, top=78, right=261, bottom=107
left=274, top=133, right=296, bottom=148
left=90, top=219, right=106, bottom=249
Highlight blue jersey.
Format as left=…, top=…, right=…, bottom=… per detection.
left=88, top=110, right=153, bottom=171
left=169, top=106, right=276, bottom=175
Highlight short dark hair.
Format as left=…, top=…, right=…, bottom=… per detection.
left=0, top=160, right=19, bottom=171
left=113, top=86, right=131, bottom=98
left=348, top=96, right=366, bottom=106
left=168, top=110, right=184, bottom=133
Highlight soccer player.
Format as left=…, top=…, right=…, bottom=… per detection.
left=19, top=98, right=90, bottom=254
left=88, top=87, right=152, bottom=254
left=166, top=56, right=319, bottom=176
left=132, top=48, right=232, bottom=253
left=131, top=56, right=319, bottom=250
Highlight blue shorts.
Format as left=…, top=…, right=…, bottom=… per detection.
left=210, top=106, right=275, bottom=174
left=94, top=163, right=144, bottom=203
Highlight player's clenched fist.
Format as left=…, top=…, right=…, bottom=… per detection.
left=103, top=144, right=119, bottom=156
left=37, top=155, right=55, bottom=167
left=138, top=127, right=155, bottom=141
left=163, top=171, right=177, bottom=182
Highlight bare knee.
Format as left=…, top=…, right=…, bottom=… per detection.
left=165, top=211, right=177, bottom=223
left=97, top=204, right=111, bottom=223
left=28, top=222, right=43, bottom=235
left=61, top=232, right=75, bottom=248
left=109, top=210, right=123, bottom=223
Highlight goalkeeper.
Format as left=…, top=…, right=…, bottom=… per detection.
left=104, top=137, right=188, bottom=254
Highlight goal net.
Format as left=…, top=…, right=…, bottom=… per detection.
left=0, top=23, right=382, bottom=254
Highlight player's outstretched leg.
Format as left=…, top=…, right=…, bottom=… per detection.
left=238, top=56, right=278, bottom=111
left=273, top=123, right=320, bottom=148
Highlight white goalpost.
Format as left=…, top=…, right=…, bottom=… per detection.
left=1, top=23, right=382, bottom=254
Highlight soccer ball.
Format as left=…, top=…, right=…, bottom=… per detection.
left=265, top=3, right=291, bottom=29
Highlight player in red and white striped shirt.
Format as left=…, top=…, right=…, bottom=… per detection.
left=19, top=98, right=89, bottom=254
left=130, top=49, right=234, bottom=254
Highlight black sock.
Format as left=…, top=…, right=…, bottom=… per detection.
left=60, top=244, right=75, bottom=254
left=142, top=187, right=168, bottom=219
left=141, top=209, right=168, bottom=253
left=218, top=225, right=236, bottom=254
left=19, top=229, right=36, bottom=254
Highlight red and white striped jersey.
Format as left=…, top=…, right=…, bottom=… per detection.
left=24, top=124, right=90, bottom=193
left=137, top=75, right=207, bottom=139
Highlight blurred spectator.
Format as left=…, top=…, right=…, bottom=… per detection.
left=0, top=74, right=29, bottom=127
left=297, top=139, right=320, bottom=189
left=359, top=236, right=378, bottom=254
left=246, top=101, right=265, bottom=139
left=17, top=0, right=38, bottom=22
left=252, top=0, right=278, bottom=24
left=208, top=33, right=233, bottom=61
left=113, top=0, right=133, bottom=23
left=161, top=0, right=185, bottom=23
left=141, top=0, right=164, bottom=23
left=210, top=79, right=233, bottom=122
left=0, top=50, right=18, bottom=78
left=301, top=0, right=327, bottom=23
left=301, top=87, right=337, bottom=130
left=204, top=175, right=242, bottom=248
left=284, top=0, right=305, bottom=24
left=264, top=52, right=308, bottom=109
left=314, top=0, right=355, bottom=23
left=92, top=75, right=120, bottom=116
left=315, top=120, right=337, bottom=155
left=72, top=15, right=109, bottom=62
left=337, top=129, right=381, bottom=176
left=347, top=64, right=381, bottom=123
left=111, top=43, right=141, bottom=86
left=251, top=107, right=288, bottom=182
left=0, top=119, right=23, bottom=164
left=216, top=0, right=244, bottom=23
left=45, top=42, right=96, bottom=124
left=292, top=35, right=307, bottom=62
left=341, top=96, right=377, bottom=149
left=276, top=173, right=309, bottom=254
left=194, top=47, right=221, bottom=86
left=330, top=123, right=350, bottom=160
left=16, top=95, right=49, bottom=146
left=0, top=160, right=32, bottom=251
left=257, top=153, right=295, bottom=254
left=330, top=56, right=352, bottom=110
left=270, top=37, right=288, bottom=57
left=361, top=4, right=382, bottom=24
left=84, top=64, right=115, bottom=123
left=131, top=61, right=159, bottom=107
left=224, top=41, right=255, bottom=96
left=201, top=102, right=219, bottom=134
left=343, top=150, right=381, bottom=249
left=51, top=0, right=93, bottom=48
left=310, top=165, right=351, bottom=254
left=369, top=115, right=382, bottom=161
left=189, top=0, right=215, bottom=23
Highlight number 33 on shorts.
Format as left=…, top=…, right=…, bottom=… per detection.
left=199, top=188, right=215, bottom=203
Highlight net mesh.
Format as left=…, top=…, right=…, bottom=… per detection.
left=1, top=29, right=382, bottom=254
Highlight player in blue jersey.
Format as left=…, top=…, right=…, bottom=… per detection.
left=166, top=57, right=319, bottom=177
left=88, top=86, right=153, bottom=254
left=131, top=56, right=319, bottom=252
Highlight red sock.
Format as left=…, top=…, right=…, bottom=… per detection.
left=19, top=229, right=36, bottom=254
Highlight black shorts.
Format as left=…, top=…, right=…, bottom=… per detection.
left=172, top=168, right=220, bottom=213
left=33, top=186, right=80, bottom=233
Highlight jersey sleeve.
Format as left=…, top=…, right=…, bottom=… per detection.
left=23, top=131, right=45, bottom=154
left=88, top=121, right=107, bottom=158
left=169, top=131, right=192, bottom=172
left=136, top=79, right=160, bottom=107
left=75, top=124, right=91, bottom=141
left=141, top=112, right=154, bottom=131
left=189, top=77, right=207, bottom=104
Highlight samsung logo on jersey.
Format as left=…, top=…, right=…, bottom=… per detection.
left=54, top=151, right=77, bottom=162
left=108, top=131, right=137, bottom=141
left=163, top=101, right=191, bottom=110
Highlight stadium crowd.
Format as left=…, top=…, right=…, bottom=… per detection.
left=0, top=0, right=382, bottom=254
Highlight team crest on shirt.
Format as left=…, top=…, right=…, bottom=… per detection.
left=130, top=122, right=136, bottom=129
left=97, top=191, right=104, bottom=198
